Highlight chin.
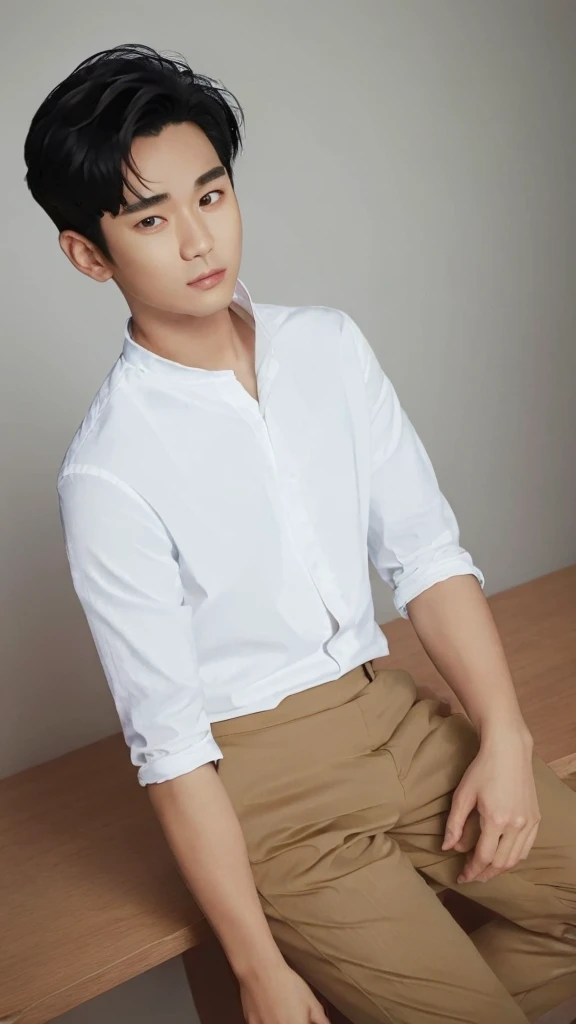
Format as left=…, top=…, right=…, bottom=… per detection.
left=184, top=296, right=231, bottom=317
left=185, top=285, right=236, bottom=315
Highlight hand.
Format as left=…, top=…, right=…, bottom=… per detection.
left=442, top=728, right=541, bottom=884
left=240, top=961, right=331, bottom=1023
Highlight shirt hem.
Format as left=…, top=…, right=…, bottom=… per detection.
left=205, top=639, right=391, bottom=725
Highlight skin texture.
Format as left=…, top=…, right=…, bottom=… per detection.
left=59, top=122, right=256, bottom=386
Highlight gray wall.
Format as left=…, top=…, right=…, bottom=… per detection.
left=2, top=2, right=575, bottom=1021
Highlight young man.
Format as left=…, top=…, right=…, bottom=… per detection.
left=25, top=44, right=575, bottom=1024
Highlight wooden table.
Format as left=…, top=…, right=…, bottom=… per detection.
left=1, top=566, right=575, bottom=1024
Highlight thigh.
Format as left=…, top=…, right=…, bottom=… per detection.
left=257, top=834, right=527, bottom=1024
left=383, top=676, right=576, bottom=941
left=439, top=753, right=576, bottom=940
left=357, top=665, right=481, bottom=868
left=216, top=672, right=527, bottom=1023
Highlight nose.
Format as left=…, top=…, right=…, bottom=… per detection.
left=178, top=210, right=213, bottom=262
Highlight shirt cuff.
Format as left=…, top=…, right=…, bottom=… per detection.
left=137, top=733, right=223, bottom=787
left=394, top=563, right=485, bottom=620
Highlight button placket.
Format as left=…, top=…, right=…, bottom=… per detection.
left=222, top=372, right=344, bottom=666
left=274, top=453, right=344, bottom=653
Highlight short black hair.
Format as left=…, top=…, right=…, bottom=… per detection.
left=24, top=43, right=245, bottom=258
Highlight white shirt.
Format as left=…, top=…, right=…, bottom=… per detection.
left=58, top=279, right=484, bottom=787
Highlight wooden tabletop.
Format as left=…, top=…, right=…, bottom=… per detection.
left=1, top=565, right=575, bottom=1024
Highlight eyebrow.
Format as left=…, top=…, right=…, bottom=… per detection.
left=120, top=164, right=227, bottom=216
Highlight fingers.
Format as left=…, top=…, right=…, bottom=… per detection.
left=452, top=808, right=481, bottom=853
left=443, top=793, right=476, bottom=850
left=458, top=819, right=540, bottom=884
left=484, top=820, right=538, bottom=879
left=308, top=990, right=332, bottom=1023
left=518, top=821, right=539, bottom=861
left=310, top=1004, right=331, bottom=1023
left=473, top=827, right=522, bottom=883
left=457, top=822, right=501, bottom=883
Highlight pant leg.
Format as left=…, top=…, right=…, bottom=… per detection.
left=214, top=667, right=529, bottom=1024
left=364, top=667, right=576, bottom=1022
left=258, top=837, right=528, bottom=1024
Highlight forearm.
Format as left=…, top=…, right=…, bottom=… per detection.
left=406, top=575, right=533, bottom=746
left=147, top=762, right=284, bottom=982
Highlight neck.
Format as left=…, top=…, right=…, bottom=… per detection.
left=128, top=301, right=253, bottom=372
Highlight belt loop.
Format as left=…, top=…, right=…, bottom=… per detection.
left=363, top=661, right=376, bottom=682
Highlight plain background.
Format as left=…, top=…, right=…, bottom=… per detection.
left=2, top=1, right=575, bottom=1020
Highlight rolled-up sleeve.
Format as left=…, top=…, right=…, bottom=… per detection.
left=346, top=315, right=485, bottom=619
left=58, top=467, right=223, bottom=785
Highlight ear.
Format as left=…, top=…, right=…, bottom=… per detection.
left=59, top=230, right=113, bottom=283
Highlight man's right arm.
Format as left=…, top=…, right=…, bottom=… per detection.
left=58, top=468, right=330, bottom=1021
left=147, top=763, right=285, bottom=980
left=57, top=469, right=283, bottom=975
left=149, top=766, right=331, bottom=1022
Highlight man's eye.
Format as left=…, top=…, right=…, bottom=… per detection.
left=199, top=189, right=224, bottom=207
left=136, top=216, right=163, bottom=229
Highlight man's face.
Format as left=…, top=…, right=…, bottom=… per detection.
left=100, top=121, right=242, bottom=316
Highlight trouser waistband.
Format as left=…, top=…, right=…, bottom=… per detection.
left=211, top=661, right=376, bottom=739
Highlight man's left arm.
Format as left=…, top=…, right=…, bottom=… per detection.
left=406, top=573, right=532, bottom=746
left=407, top=576, right=540, bottom=883
left=346, top=314, right=540, bottom=882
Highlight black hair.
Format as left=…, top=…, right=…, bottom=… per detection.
left=23, top=43, right=245, bottom=258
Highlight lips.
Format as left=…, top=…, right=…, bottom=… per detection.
left=188, top=268, right=226, bottom=287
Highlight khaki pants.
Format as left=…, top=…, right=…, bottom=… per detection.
left=212, top=662, right=576, bottom=1024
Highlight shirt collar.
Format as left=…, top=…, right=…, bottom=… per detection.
left=121, top=277, right=271, bottom=379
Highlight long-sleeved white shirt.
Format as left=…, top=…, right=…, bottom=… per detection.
left=58, top=278, right=484, bottom=786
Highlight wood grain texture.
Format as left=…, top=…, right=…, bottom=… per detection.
left=0, top=734, right=211, bottom=1024
left=0, top=566, right=574, bottom=1023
